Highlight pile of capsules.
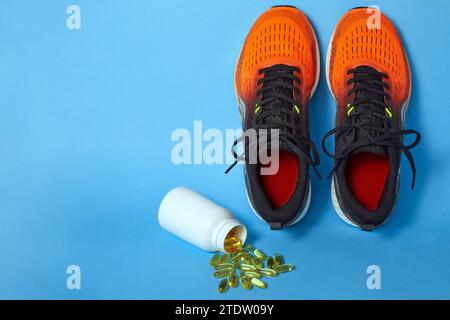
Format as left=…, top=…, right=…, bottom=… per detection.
left=209, top=235, right=295, bottom=293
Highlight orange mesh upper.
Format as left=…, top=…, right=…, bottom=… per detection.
left=329, top=8, right=411, bottom=110
left=235, top=7, right=319, bottom=111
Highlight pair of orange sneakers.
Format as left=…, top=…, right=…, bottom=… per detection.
left=228, top=6, right=421, bottom=231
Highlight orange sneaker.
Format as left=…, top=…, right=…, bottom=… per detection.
left=227, top=6, right=320, bottom=229
left=322, top=7, right=421, bottom=230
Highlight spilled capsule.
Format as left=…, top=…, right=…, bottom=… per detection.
left=253, top=249, right=266, bottom=260
left=209, top=242, right=295, bottom=294
left=239, top=264, right=257, bottom=272
left=230, top=258, right=240, bottom=268
left=210, top=254, right=221, bottom=267
left=218, top=279, right=229, bottom=293
left=229, top=275, right=238, bottom=288
left=230, top=252, right=244, bottom=262
left=252, top=257, right=263, bottom=268
left=239, top=277, right=252, bottom=290
left=250, top=278, right=267, bottom=289
left=275, top=264, right=295, bottom=274
left=259, top=268, right=277, bottom=277
left=240, top=271, right=262, bottom=279
left=240, top=253, right=252, bottom=264
left=273, top=254, right=284, bottom=266
left=266, top=256, right=275, bottom=269
left=215, top=263, right=235, bottom=270
left=218, top=254, right=229, bottom=264
left=214, top=268, right=234, bottom=278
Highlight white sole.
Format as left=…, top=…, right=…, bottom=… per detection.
left=236, top=8, right=321, bottom=227
left=326, top=12, right=412, bottom=228
left=331, top=177, right=357, bottom=227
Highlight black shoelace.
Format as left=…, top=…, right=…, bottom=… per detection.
left=226, top=64, right=320, bottom=177
left=322, top=66, right=421, bottom=189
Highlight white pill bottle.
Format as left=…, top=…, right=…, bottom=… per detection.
left=158, top=187, right=247, bottom=253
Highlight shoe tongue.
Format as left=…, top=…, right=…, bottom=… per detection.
left=258, top=141, right=298, bottom=163
left=352, top=66, right=385, bottom=127
left=353, top=66, right=384, bottom=103
left=346, top=66, right=390, bottom=159
left=351, top=145, right=388, bottom=157
left=348, top=66, right=389, bottom=144
left=259, top=140, right=290, bottom=156
left=278, top=141, right=295, bottom=153
left=261, top=67, right=294, bottom=132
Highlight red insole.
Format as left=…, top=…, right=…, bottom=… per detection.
left=259, top=151, right=299, bottom=209
left=345, top=152, right=390, bottom=212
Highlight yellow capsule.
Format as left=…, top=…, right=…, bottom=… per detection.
left=266, top=256, right=275, bottom=269
left=239, top=264, right=257, bottom=272
left=243, top=243, right=253, bottom=251
left=214, top=268, right=234, bottom=278
left=229, top=275, right=238, bottom=288
left=259, top=268, right=277, bottom=277
left=215, top=263, right=234, bottom=270
left=230, top=251, right=244, bottom=262
left=210, top=254, right=221, bottom=267
left=218, top=279, right=229, bottom=293
left=252, top=257, right=263, bottom=269
left=224, top=236, right=242, bottom=253
left=218, top=254, right=229, bottom=264
left=250, top=278, right=267, bottom=289
left=239, top=277, right=252, bottom=290
left=232, top=259, right=241, bottom=268
left=233, top=241, right=243, bottom=253
left=241, top=271, right=262, bottom=279
left=275, top=264, right=295, bottom=274
left=240, top=253, right=252, bottom=264
left=253, top=249, right=266, bottom=260
left=273, top=254, right=284, bottom=266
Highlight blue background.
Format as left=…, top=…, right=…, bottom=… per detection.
left=0, top=0, right=449, bottom=299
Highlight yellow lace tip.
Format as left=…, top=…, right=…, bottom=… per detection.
left=385, top=107, right=393, bottom=118
left=347, top=106, right=354, bottom=116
